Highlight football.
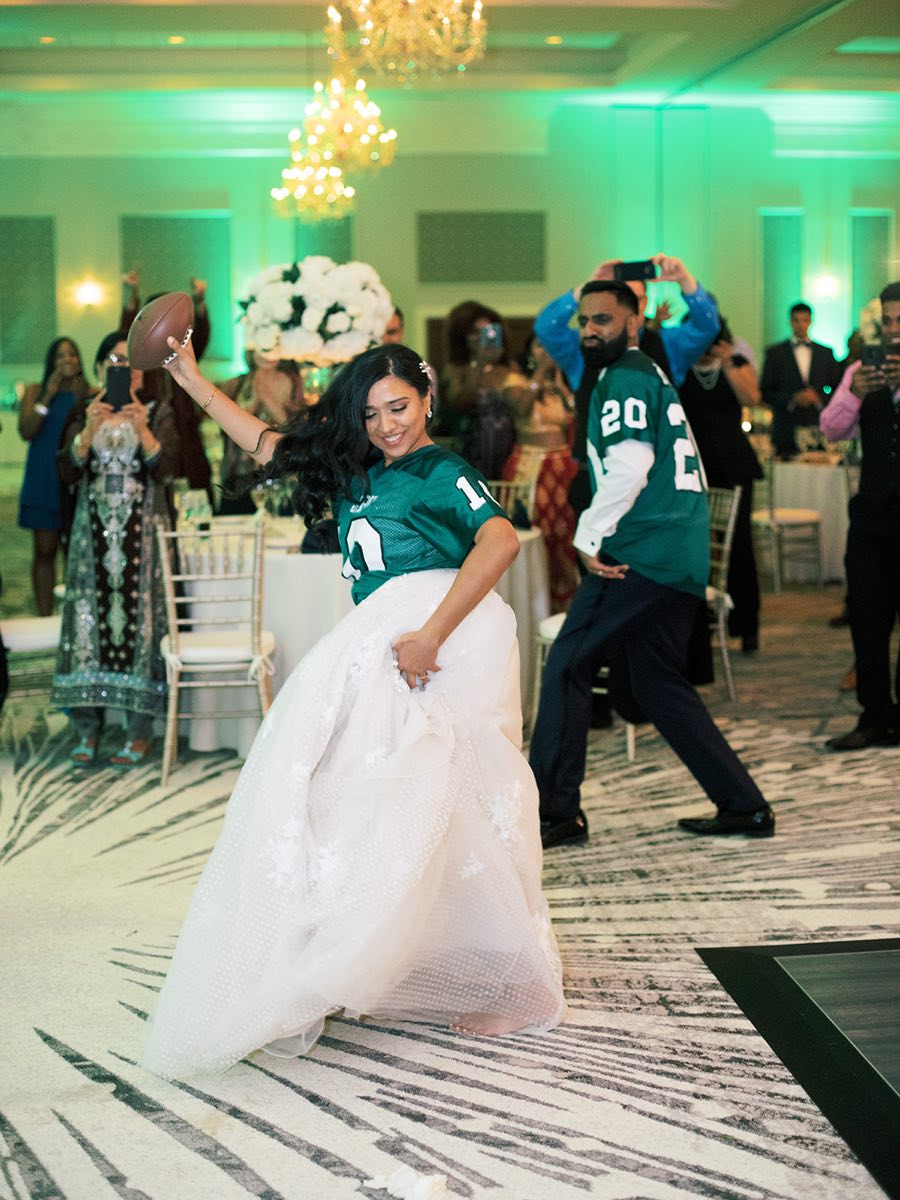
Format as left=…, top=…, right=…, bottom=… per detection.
left=127, top=291, right=194, bottom=370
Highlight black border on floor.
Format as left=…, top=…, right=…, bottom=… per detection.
left=698, top=937, right=900, bottom=1200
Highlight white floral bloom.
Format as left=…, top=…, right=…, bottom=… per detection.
left=298, top=256, right=336, bottom=287
left=326, top=310, right=352, bottom=334
left=260, top=280, right=296, bottom=323
left=279, top=327, right=324, bottom=360
left=325, top=330, right=370, bottom=360
left=249, top=323, right=281, bottom=352
left=301, top=305, right=326, bottom=332
left=238, top=256, right=392, bottom=363
left=244, top=301, right=266, bottom=327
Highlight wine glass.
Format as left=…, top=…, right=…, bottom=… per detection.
left=250, top=483, right=268, bottom=520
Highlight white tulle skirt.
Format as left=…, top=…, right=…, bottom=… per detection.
left=142, top=569, right=566, bottom=1080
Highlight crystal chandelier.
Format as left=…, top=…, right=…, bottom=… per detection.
left=270, top=76, right=397, bottom=220
left=303, top=76, right=397, bottom=172
left=271, top=135, right=356, bottom=222
left=326, top=0, right=486, bottom=84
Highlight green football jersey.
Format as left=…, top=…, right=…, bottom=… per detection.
left=335, top=444, right=508, bottom=604
left=586, top=348, right=710, bottom=598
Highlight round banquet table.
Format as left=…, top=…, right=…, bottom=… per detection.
left=187, top=525, right=550, bottom=756
left=771, top=462, right=849, bottom=583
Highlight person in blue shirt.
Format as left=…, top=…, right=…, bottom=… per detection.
left=538, top=256, right=720, bottom=728
left=534, top=253, right=720, bottom=400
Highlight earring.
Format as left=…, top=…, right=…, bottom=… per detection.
left=426, top=407, right=433, bottom=419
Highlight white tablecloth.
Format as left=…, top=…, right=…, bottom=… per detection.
left=189, top=526, right=550, bottom=755
left=772, top=462, right=849, bottom=582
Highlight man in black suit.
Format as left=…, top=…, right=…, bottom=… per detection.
left=761, top=303, right=841, bottom=458
left=820, top=281, right=900, bottom=750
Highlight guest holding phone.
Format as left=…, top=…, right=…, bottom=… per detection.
left=52, top=332, right=179, bottom=767
left=18, top=337, right=94, bottom=614
left=439, top=301, right=517, bottom=478
left=820, top=281, right=900, bottom=751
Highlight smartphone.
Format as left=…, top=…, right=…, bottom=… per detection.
left=479, top=322, right=503, bottom=350
left=613, top=260, right=657, bottom=283
left=860, top=344, right=884, bottom=368
left=105, top=365, right=132, bottom=411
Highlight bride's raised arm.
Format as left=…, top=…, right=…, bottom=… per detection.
left=163, top=335, right=282, bottom=466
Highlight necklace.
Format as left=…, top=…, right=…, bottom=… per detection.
left=691, top=361, right=722, bottom=391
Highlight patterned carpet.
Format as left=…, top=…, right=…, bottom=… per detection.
left=1, top=584, right=897, bottom=1200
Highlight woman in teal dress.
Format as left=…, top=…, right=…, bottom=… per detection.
left=18, top=337, right=93, bottom=614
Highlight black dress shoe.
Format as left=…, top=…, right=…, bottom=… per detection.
left=540, top=809, right=589, bottom=849
left=826, top=726, right=899, bottom=751
left=678, top=806, right=775, bottom=837
left=741, top=636, right=759, bottom=655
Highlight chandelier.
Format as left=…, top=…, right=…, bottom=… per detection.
left=326, top=0, right=486, bottom=84
left=270, top=139, right=356, bottom=222
left=304, top=75, right=397, bottom=172
left=270, top=76, right=397, bottom=220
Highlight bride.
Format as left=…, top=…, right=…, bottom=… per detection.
left=142, top=337, right=566, bottom=1080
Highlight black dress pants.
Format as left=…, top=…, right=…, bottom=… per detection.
left=846, top=494, right=900, bottom=730
left=529, top=566, right=766, bottom=822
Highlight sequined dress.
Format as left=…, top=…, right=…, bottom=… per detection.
left=52, top=408, right=177, bottom=718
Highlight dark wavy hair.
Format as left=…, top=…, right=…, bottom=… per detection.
left=41, top=336, right=86, bottom=387
left=257, top=343, right=431, bottom=525
left=445, top=300, right=508, bottom=366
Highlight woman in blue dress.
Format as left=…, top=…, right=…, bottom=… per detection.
left=18, top=337, right=93, bottom=614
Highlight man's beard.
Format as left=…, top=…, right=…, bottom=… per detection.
left=581, top=328, right=630, bottom=370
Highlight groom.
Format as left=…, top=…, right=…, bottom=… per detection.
left=529, top=281, right=775, bottom=847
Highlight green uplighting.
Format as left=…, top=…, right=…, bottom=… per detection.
left=836, top=37, right=900, bottom=54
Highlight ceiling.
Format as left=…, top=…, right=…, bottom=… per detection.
left=1, top=0, right=898, bottom=99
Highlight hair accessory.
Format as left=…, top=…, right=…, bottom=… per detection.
left=418, top=360, right=429, bottom=375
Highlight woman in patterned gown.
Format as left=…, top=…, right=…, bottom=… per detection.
left=142, top=338, right=566, bottom=1080
left=51, top=332, right=178, bottom=767
left=504, top=335, right=580, bottom=610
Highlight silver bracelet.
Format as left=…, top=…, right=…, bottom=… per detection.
left=202, top=391, right=215, bottom=411
left=34, top=403, right=49, bottom=417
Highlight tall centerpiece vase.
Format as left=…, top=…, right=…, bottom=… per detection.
left=237, top=256, right=393, bottom=403
left=298, top=363, right=337, bottom=406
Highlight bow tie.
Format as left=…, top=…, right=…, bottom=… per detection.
left=792, top=338, right=811, bottom=346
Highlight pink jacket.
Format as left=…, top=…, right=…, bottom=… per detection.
left=819, top=362, right=862, bottom=441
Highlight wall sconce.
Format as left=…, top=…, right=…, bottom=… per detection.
left=74, top=278, right=105, bottom=309
left=811, top=273, right=840, bottom=299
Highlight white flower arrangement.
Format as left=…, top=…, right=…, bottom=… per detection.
left=238, top=256, right=394, bottom=366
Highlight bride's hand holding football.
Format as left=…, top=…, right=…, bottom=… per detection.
left=163, top=334, right=202, bottom=391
